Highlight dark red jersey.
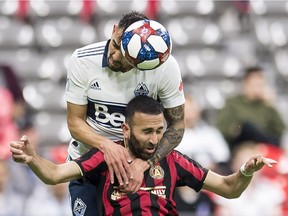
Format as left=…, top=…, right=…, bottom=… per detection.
left=73, top=147, right=208, bottom=216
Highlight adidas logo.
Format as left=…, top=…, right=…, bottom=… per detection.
left=90, top=81, right=101, bottom=90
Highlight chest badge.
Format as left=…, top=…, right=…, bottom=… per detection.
left=149, top=165, right=164, bottom=179
left=134, top=82, right=149, bottom=96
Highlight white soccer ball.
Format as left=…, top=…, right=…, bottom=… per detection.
left=121, top=19, right=172, bottom=70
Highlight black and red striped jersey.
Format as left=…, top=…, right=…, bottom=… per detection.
left=73, top=147, right=208, bottom=216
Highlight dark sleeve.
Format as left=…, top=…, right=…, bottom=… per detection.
left=73, top=148, right=107, bottom=184
left=172, top=150, right=209, bottom=192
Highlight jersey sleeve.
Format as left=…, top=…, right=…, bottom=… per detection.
left=72, top=148, right=107, bottom=184
left=157, top=55, right=185, bottom=109
left=65, top=49, right=89, bottom=105
left=172, top=150, right=209, bottom=192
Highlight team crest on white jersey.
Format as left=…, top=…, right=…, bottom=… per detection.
left=149, top=165, right=164, bottom=179
left=73, top=198, right=87, bottom=216
left=134, top=82, right=149, bottom=96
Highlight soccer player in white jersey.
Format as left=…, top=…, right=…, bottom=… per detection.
left=65, top=11, right=185, bottom=216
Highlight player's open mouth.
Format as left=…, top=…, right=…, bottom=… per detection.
left=146, top=147, right=156, bottom=154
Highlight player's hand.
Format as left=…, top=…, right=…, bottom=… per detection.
left=241, top=154, right=277, bottom=176
left=119, top=158, right=147, bottom=194
left=102, top=140, right=133, bottom=186
left=10, top=135, right=35, bottom=163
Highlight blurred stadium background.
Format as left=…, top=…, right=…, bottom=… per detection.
left=1, top=0, right=288, bottom=148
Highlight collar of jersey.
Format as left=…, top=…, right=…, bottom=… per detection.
left=102, top=40, right=110, bottom=68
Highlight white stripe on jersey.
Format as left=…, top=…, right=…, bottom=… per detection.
left=77, top=46, right=105, bottom=58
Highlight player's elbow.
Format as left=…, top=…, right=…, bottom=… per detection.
left=67, top=121, right=77, bottom=136
left=67, top=120, right=83, bottom=141
left=224, top=191, right=243, bottom=199
left=42, top=177, right=60, bottom=185
left=42, top=179, right=56, bottom=185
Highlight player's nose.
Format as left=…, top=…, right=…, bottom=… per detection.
left=149, top=133, right=159, bottom=145
left=113, top=50, right=123, bottom=62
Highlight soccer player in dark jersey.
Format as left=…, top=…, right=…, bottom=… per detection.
left=11, top=96, right=276, bottom=216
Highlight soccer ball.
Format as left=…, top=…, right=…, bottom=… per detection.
left=121, top=19, right=172, bottom=70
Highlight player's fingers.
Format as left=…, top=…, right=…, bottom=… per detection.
left=105, top=158, right=115, bottom=184
left=105, top=155, right=126, bottom=185
left=10, top=147, right=23, bottom=155
left=122, top=179, right=141, bottom=194
left=20, top=135, right=28, bottom=142
left=116, top=160, right=130, bottom=186
left=262, top=157, right=277, bottom=167
left=113, top=166, right=124, bottom=186
left=11, top=154, right=26, bottom=162
left=132, top=181, right=141, bottom=193
left=119, top=181, right=136, bottom=194
left=10, top=141, right=24, bottom=149
left=123, top=160, right=132, bottom=182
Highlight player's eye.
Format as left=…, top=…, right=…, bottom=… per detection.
left=142, top=129, right=152, bottom=135
left=112, top=40, right=121, bottom=50
left=156, top=129, right=164, bottom=134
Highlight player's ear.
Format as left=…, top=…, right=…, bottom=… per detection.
left=112, top=24, right=118, bottom=33
left=121, top=123, right=130, bottom=139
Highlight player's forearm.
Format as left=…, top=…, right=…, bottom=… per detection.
left=149, top=126, right=184, bottom=166
left=27, top=154, right=63, bottom=185
left=220, top=171, right=252, bottom=199
left=147, top=105, right=185, bottom=166
left=68, top=118, right=107, bottom=150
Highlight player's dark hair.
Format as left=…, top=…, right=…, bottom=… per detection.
left=243, top=66, right=263, bottom=79
left=125, top=95, right=164, bottom=125
left=118, top=11, right=149, bottom=31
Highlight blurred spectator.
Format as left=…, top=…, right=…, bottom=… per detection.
left=175, top=93, right=230, bottom=169
left=23, top=182, right=71, bottom=216
left=23, top=144, right=71, bottom=216
left=215, top=66, right=286, bottom=151
left=0, top=159, right=25, bottom=216
left=214, top=141, right=285, bottom=216
left=0, top=87, right=18, bottom=159
left=0, top=64, right=27, bottom=126
left=174, top=93, right=230, bottom=215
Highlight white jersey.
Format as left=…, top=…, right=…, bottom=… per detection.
left=65, top=40, right=185, bottom=158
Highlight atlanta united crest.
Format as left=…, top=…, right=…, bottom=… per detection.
left=149, top=165, right=164, bottom=179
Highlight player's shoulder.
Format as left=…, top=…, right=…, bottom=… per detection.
left=74, top=41, right=107, bottom=59
left=161, top=55, right=178, bottom=67
left=168, top=149, right=186, bottom=160
left=152, top=55, right=180, bottom=73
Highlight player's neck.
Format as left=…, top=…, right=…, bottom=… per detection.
left=124, top=138, right=135, bottom=159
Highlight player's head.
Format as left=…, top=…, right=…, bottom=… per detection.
left=122, top=95, right=165, bottom=160
left=107, top=11, right=148, bottom=72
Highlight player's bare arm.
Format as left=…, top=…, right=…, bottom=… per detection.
left=203, top=154, right=277, bottom=199
left=148, top=104, right=185, bottom=165
left=67, top=102, right=132, bottom=186
left=10, top=136, right=82, bottom=184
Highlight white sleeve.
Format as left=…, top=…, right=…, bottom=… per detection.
left=157, top=55, right=185, bottom=108
left=65, top=50, right=88, bottom=105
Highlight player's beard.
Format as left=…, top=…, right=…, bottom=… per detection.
left=128, top=132, right=158, bottom=161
